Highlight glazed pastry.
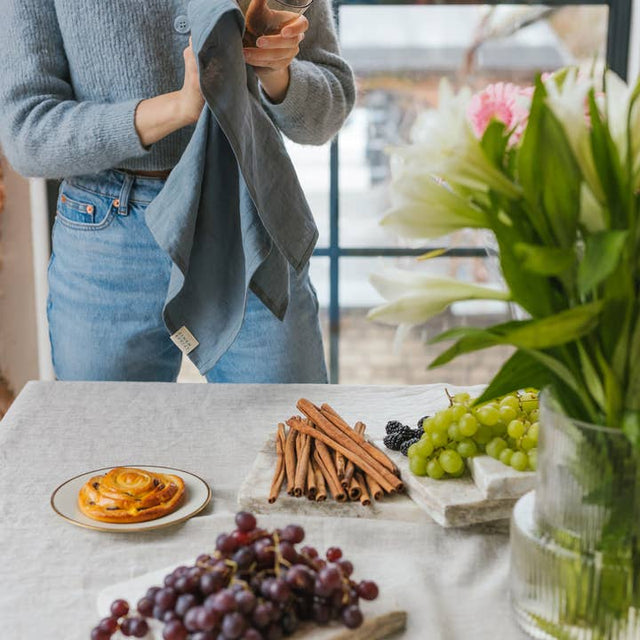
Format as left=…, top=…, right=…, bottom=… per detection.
left=78, top=467, right=186, bottom=524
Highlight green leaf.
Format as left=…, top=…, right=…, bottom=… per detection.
left=429, top=303, right=603, bottom=368
left=577, top=230, right=628, bottom=296
left=622, top=411, right=640, bottom=454
left=514, top=242, right=576, bottom=276
left=473, top=350, right=555, bottom=405
left=481, top=120, right=509, bottom=167
left=625, top=314, right=640, bottom=411
left=496, top=302, right=603, bottom=349
left=577, top=342, right=606, bottom=411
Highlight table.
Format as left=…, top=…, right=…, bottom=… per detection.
left=0, top=382, right=528, bottom=639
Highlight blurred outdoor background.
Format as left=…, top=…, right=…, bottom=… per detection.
left=0, top=2, right=635, bottom=413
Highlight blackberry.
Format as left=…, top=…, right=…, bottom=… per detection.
left=385, top=420, right=404, bottom=435
left=383, top=433, right=406, bottom=451
left=400, top=437, right=421, bottom=456
left=410, top=428, right=423, bottom=439
left=417, top=415, right=430, bottom=429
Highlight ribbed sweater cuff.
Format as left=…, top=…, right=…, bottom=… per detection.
left=103, top=98, right=150, bottom=161
left=260, top=60, right=309, bottom=125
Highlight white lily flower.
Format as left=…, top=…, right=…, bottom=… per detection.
left=381, top=174, right=489, bottom=240
left=391, top=79, right=521, bottom=200
left=367, top=269, right=511, bottom=325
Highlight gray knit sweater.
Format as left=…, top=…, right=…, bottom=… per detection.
left=0, top=0, right=354, bottom=179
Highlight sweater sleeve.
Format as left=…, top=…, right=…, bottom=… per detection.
left=0, top=0, right=149, bottom=179
left=260, top=0, right=356, bottom=146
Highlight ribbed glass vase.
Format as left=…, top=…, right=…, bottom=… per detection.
left=510, top=392, right=640, bottom=640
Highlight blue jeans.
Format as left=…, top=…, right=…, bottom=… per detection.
left=47, top=170, right=328, bottom=383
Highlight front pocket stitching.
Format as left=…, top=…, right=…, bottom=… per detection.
left=55, top=209, right=115, bottom=231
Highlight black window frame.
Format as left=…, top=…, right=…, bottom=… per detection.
left=319, top=0, right=632, bottom=383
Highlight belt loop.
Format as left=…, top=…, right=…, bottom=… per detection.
left=116, top=173, right=135, bottom=216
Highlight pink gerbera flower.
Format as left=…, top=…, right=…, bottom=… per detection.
left=468, top=82, right=532, bottom=146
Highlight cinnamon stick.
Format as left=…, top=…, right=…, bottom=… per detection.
left=348, top=475, right=361, bottom=500
left=318, top=402, right=399, bottom=476
left=365, top=473, right=384, bottom=501
left=311, top=457, right=327, bottom=502
left=293, top=434, right=311, bottom=497
left=335, top=449, right=346, bottom=482
left=355, top=471, right=371, bottom=506
left=313, top=449, right=346, bottom=502
left=344, top=421, right=365, bottom=488
left=314, top=440, right=345, bottom=500
left=306, top=454, right=317, bottom=500
left=284, top=426, right=298, bottom=495
left=268, top=425, right=287, bottom=503
left=287, top=414, right=403, bottom=494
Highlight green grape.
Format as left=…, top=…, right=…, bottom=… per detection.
left=433, top=409, right=453, bottom=434
left=510, top=451, right=529, bottom=472
left=452, top=392, right=471, bottom=405
left=499, top=448, right=514, bottom=466
left=416, top=437, right=434, bottom=458
left=439, top=449, right=464, bottom=475
left=498, top=405, right=517, bottom=424
left=422, top=417, right=436, bottom=434
left=448, top=464, right=466, bottom=478
left=426, top=459, right=445, bottom=480
left=528, top=448, right=538, bottom=471
left=409, top=455, right=428, bottom=476
left=507, top=419, right=526, bottom=439
left=500, top=395, right=520, bottom=412
left=451, top=404, right=467, bottom=421
left=486, top=437, right=508, bottom=459
left=430, top=431, right=448, bottom=449
left=476, top=405, right=500, bottom=426
left=528, top=422, right=539, bottom=442
left=407, top=442, right=421, bottom=458
left=448, top=423, right=462, bottom=442
left=490, top=422, right=507, bottom=437
left=528, top=409, right=540, bottom=422
left=474, top=424, right=493, bottom=445
left=520, top=434, right=536, bottom=452
left=520, top=392, right=538, bottom=414
left=457, top=439, right=478, bottom=458
left=458, top=413, right=478, bottom=437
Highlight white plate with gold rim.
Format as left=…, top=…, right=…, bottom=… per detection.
left=50, top=465, right=212, bottom=532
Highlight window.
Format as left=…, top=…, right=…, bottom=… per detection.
left=295, top=0, right=631, bottom=383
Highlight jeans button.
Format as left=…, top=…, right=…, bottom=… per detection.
left=174, top=15, right=190, bottom=34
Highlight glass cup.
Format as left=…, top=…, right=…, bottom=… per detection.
left=237, top=0, right=313, bottom=48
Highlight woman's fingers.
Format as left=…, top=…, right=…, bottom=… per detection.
left=280, top=15, right=309, bottom=38
left=255, top=31, right=305, bottom=49
left=243, top=48, right=297, bottom=68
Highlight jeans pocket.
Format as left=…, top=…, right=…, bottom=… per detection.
left=56, top=181, right=115, bottom=230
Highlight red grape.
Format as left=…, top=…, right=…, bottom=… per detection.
left=110, top=599, right=129, bottom=618
left=97, top=617, right=119, bottom=633
left=341, top=605, right=364, bottom=629
left=235, top=512, right=257, bottom=532
left=280, top=524, right=304, bottom=544
left=90, top=629, right=111, bottom=640
left=326, top=546, right=342, bottom=562
left=162, top=619, right=188, bottom=640
left=357, top=580, right=379, bottom=601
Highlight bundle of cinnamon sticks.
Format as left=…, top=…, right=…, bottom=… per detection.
left=269, top=399, right=403, bottom=505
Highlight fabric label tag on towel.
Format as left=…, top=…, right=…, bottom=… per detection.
left=170, top=326, right=200, bottom=355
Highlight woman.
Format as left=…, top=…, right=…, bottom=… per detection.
left=0, top=0, right=354, bottom=383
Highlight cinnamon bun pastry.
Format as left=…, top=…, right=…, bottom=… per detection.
left=78, top=467, right=186, bottom=524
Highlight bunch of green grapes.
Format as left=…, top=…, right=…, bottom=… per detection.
left=407, top=390, right=539, bottom=480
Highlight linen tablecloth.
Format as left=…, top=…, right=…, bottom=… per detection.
left=0, top=382, right=528, bottom=639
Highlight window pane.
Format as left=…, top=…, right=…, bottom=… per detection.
left=337, top=4, right=608, bottom=247
left=337, top=255, right=513, bottom=385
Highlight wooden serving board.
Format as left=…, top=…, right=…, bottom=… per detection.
left=98, top=560, right=406, bottom=640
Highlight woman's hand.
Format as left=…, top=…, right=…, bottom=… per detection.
left=134, top=41, right=204, bottom=148
left=244, top=16, right=309, bottom=103
left=177, top=41, right=206, bottom=125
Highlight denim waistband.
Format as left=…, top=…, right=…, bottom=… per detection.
left=66, top=170, right=166, bottom=210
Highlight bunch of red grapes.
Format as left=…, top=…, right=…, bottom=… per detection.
left=91, top=512, right=379, bottom=640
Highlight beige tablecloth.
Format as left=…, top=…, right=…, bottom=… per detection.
left=0, top=382, right=528, bottom=639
